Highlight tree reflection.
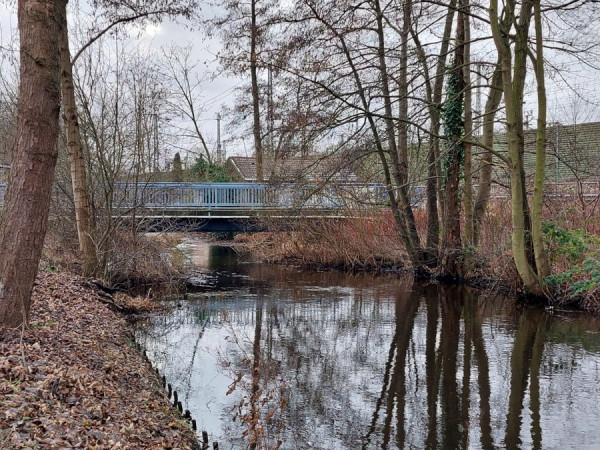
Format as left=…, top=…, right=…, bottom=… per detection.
left=425, top=287, right=440, bottom=450
left=472, top=295, right=493, bottom=450
left=362, top=285, right=535, bottom=449
left=249, top=296, right=264, bottom=448
left=505, top=309, right=545, bottom=449
left=137, top=263, right=600, bottom=449
left=383, top=289, right=420, bottom=448
left=440, top=286, right=462, bottom=448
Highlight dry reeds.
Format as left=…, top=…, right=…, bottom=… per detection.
left=237, top=211, right=409, bottom=271
left=103, top=231, right=187, bottom=290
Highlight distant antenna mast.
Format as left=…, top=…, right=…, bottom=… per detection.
left=216, top=113, right=222, bottom=163
left=268, top=65, right=274, bottom=155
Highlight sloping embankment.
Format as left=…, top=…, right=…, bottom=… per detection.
left=0, top=271, right=199, bottom=449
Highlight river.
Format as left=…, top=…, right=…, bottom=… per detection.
left=135, top=240, right=600, bottom=449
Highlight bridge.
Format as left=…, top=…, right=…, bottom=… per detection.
left=0, top=181, right=419, bottom=232
left=111, top=182, right=393, bottom=232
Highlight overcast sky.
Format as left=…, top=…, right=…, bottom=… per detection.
left=1, top=2, right=600, bottom=162
left=0, top=3, right=248, bottom=161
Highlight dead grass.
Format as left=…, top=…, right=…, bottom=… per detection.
left=42, top=225, right=189, bottom=293
left=104, top=232, right=188, bottom=290
left=237, top=212, right=409, bottom=271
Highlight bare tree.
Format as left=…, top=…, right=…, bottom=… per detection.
left=59, top=0, right=198, bottom=276
left=161, top=43, right=212, bottom=165
left=439, top=0, right=468, bottom=279
left=410, top=0, right=457, bottom=263
left=211, top=0, right=280, bottom=181
left=489, top=0, right=547, bottom=295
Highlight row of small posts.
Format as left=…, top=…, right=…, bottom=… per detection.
left=135, top=341, right=219, bottom=449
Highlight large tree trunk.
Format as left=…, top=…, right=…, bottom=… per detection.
left=439, top=4, right=466, bottom=279
left=250, top=0, right=263, bottom=182
left=531, top=0, right=550, bottom=280
left=0, top=0, right=65, bottom=327
left=59, top=15, right=100, bottom=277
left=490, top=0, right=542, bottom=295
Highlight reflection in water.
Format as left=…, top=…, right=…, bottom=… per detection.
left=137, top=243, right=600, bottom=449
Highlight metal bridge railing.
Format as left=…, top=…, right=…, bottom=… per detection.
left=114, top=182, right=269, bottom=208
left=112, top=182, right=395, bottom=210
left=0, top=182, right=426, bottom=212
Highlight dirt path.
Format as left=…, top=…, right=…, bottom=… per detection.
left=0, top=271, right=199, bottom=449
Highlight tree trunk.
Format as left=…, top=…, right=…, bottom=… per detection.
left=531, top=0, right=550, bottom=280
left=0, top=0, right=65, bottom=327
left=59, top=14, right=100, bottom=277
left=490, top=0, right=542, bottom=295
left=439, top=4, right=466, bottom=279
left=251, top=0, right=263, bottom=182
left=463, top=1, right=474, bottom=249
left=398, top=0, right=410, bottom=174
left=410, top=1, right=456, bottom=265
left=473, top=61, right=503, bottom=246
left=373, top=0, right=424, bottom=270
left=513, top=0, right=537, bottom=273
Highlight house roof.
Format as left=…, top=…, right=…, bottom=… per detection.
left=492, top=121, right=600, bottom=181
left=226, top=156, right=359, bottom=183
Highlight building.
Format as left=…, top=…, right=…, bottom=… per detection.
left=492, top=121, right=600, bottom=183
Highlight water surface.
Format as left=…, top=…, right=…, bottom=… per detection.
left=136, top=242, right=600, bottom=449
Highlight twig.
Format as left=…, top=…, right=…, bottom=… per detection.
left=19, top=323, right=28, bottom=373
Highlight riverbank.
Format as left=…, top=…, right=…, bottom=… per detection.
left=234, top=204, right=600, bottom=313
left=0, top=271, right=199, bottom=448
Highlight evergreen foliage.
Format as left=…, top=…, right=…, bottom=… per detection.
left=543, top=222, right=600, bottom=300
left=440, top=61, right=464, bottom=184
left=173, top=152, right=183, bottom=182
left=191, top=156, right=232, bottom=182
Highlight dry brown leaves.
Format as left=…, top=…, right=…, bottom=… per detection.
left=0, top=271, right=199, bottom=449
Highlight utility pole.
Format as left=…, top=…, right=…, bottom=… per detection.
left=268, top=65, right=274, bottom=155
left=216, top=113, right=222, bottom=164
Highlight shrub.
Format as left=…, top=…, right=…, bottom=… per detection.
left=542, top=221, right=600, bottom=307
